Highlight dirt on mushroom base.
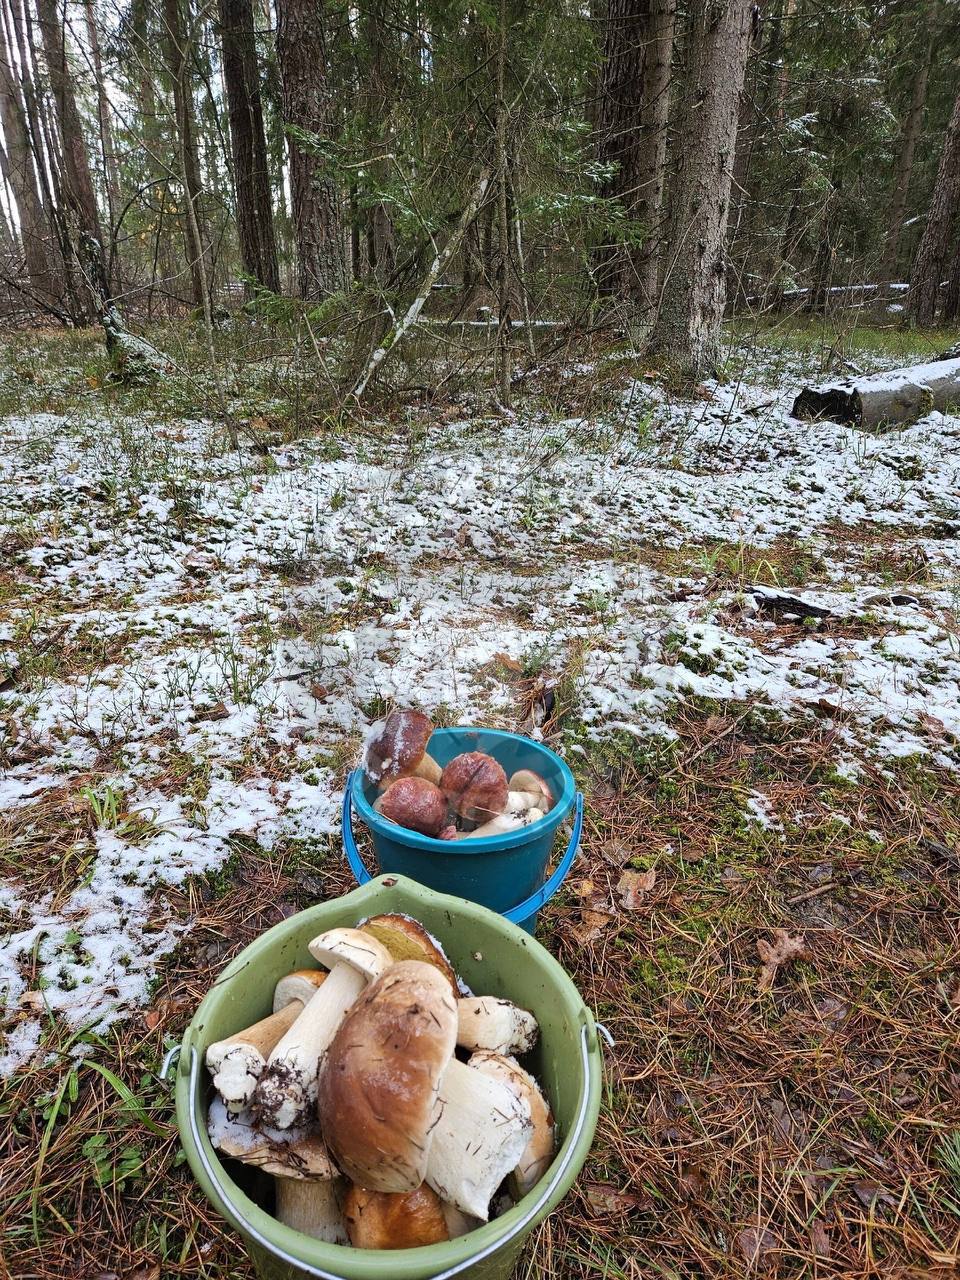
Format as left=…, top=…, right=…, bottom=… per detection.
left=2, top=326, right=960, bottom=1277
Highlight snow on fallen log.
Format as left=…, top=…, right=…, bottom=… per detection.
left=791, top=356, right=960, bottom=429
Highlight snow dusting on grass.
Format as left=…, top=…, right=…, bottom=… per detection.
left=2, top=341, right=960, bottom=1073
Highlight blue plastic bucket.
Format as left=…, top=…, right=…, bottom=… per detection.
left=342, top=728, right=583, bottom=933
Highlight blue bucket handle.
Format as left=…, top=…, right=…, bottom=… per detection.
left=341, top=771, right=584, bottom=925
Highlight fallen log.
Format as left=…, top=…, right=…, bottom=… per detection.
left=791, top=355, right=960, bottom=429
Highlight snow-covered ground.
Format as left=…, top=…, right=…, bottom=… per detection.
left=2, top=355, right=959, bottom=1074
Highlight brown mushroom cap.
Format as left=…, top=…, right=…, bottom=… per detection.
left=317, top=960, right=458, bottom=1193
left=342, top=1183, right=450, bottom=1250
left=360, top=914, right=458, bottom=993
left=440, top=752, right=508, bottom=822
left=364, top=710, right=436, bottom=787
left=378, top=777, right=448, bottom=836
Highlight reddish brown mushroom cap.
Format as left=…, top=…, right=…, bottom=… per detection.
left=364, top=710, right=440, bottom=787
left=440, top=752, right=508, bottom=822
left=378, top=777, right=448, bottom=836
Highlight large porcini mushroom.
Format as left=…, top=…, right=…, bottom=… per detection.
left=342, top=1183, right=450, bottom=1249
left=207, top=1097, right=347, bottom=1243
left=440, top=752, right=508, bottom=823
left=205, top=970, right=327, bottom=1112
left=364, top=709, right=441, bottom=789
left=425, top=1057, right=532, bottom=1219
left=453, top=807, right=545, bottom=840
left=317, top=960, right=458, bottom=1192
left=254, top=928, right=392, bottom=1129
left=377, top=777, right=448, bottom=836
left=318, top=959, right=530, bottom=1221
left=360, top=913, right=458, bottom=993
left=457, top=996, right=539, bottom=1054
left=469, top=1052, right=555, bottom=1196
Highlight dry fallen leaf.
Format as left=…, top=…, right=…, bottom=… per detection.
left=574, top=879, right=597, bottom=898
left=736, top=1225, right=777, bottom=1269
left=617, top=868, right=656, bottom=909
left=571, top=910, right=614, bottom=945
left=810, top=1220, right=831, bottom=1258
left=600, top=837, right=634, bottom=865
left=583, top=1182, right=652, bottom=1217
left=127, top=1266, right=161, bottom=1280
left=494, top=651, right=523, bottom=674
left=756, top=929, right=807, bottom=990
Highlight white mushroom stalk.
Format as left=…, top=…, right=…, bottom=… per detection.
left=253, top=929, right=392, bottom=1129
left=457, top=996, right=539, bottom=1055
left=469, top=1052, right=555, bottom=1196
left=276, top=1179, right=348, bottom=1244
left=425, top=1058, right=533, bottom=1220
left=453, top=807, right=544, bottom=841
left=205, top=969, right=327, bottom=1112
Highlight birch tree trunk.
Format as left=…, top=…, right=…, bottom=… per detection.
left=906, top=86, right=960, bottom=327
left=217, top=0, right=280, bottom=292
left=650, top=0, right=754, bottom=374
left=880, top=29, right=934, bottom=284
left=275, top=0, right=346, bottom=300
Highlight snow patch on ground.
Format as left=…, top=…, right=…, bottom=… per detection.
left=2, top=357, right=959, bottom=1072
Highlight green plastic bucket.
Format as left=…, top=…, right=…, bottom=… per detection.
left=170, top=874, right=602, bottom=1280
left=344, top=729, right=583, bottom=933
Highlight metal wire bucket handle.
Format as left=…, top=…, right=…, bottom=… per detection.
left=179, top=1021, right=596, bottom=1280
left=341, top=772, right=584, bottom=924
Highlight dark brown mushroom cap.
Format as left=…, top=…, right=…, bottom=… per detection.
left=317, top=961, right=458, bottom=1193
left=440, top=752, right=508, bottom=822
left=342, top=1183, right=450, bottom=1249
left=378, top=777, right=448, bottom=836
left=364, top=710, right=435, bottom=786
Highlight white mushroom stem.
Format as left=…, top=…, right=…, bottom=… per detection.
left=506, top=789, right=542, bottom=811
left=425, top=1058, right=532, bottom=1220
left=469, top=1053, right=555, bottom=1197
left=205, top=1000, right=304, bottom=1113
left=276, top=1178, right=348, bottom=1244
left=457, top=997, right=539, bottom=1055
left=441, top=1201, right=481, bottom=1239
left=452, top=807, right=544, bottom=840
left=254, top=930, right=392, bottom=1130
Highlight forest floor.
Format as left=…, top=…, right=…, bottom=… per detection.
left=2, top=317, right=960, bottom=1279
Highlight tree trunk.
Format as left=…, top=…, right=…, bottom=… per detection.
left=906, top=86, right=960, bottom=327
left=594, top=0, right=675, bottom=306
left=494, top=0, right=512, bottom=407
left=275, top=0, right=345, bottom=299
left=942, top=230, right=960, bottom=323
left=217, top=0, right=280, bottom=292
left=649, top=0, right=754, bottom=374
left=594, top=0, right=647, bottom=297
left=34, top=0, right=102, bottom=247
left=633, top=0, right=675, bottom=308
left=82, top=0, right=121, bottom=288
left=360, top=0, right=397, bottom=286
left=163, top=0, right=211, bottom=309
left=880, top=29, right=934, bottom=284
left=0, top=2, right=54, bottom=297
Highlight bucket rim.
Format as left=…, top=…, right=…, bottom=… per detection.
left=174, top=875, right=603, bottom=1280
left=352, top=727, right=576, bottom=853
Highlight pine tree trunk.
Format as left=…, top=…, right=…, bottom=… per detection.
left=33, top=0, right=103, bottom=249
left=880, top=29, right=934, bottom=284
left=217, top=0, right=280, bottom=292
left=360, top=0, right=397, bottom=285
left=906, top=86, right=960, bottom=327
left=163, top=0, right=211, bottom=309
left=650, top=0, right=754, bottom=374
left=275, top=0, right=345, bottom=300
left=82, top=0, right=121, bottom=288
left=942, top=235, right=960, bottom=322
left=0, top=1, right=54, bottom=297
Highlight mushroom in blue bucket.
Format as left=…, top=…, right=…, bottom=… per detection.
left=364, top=709, right=442, bottom=788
